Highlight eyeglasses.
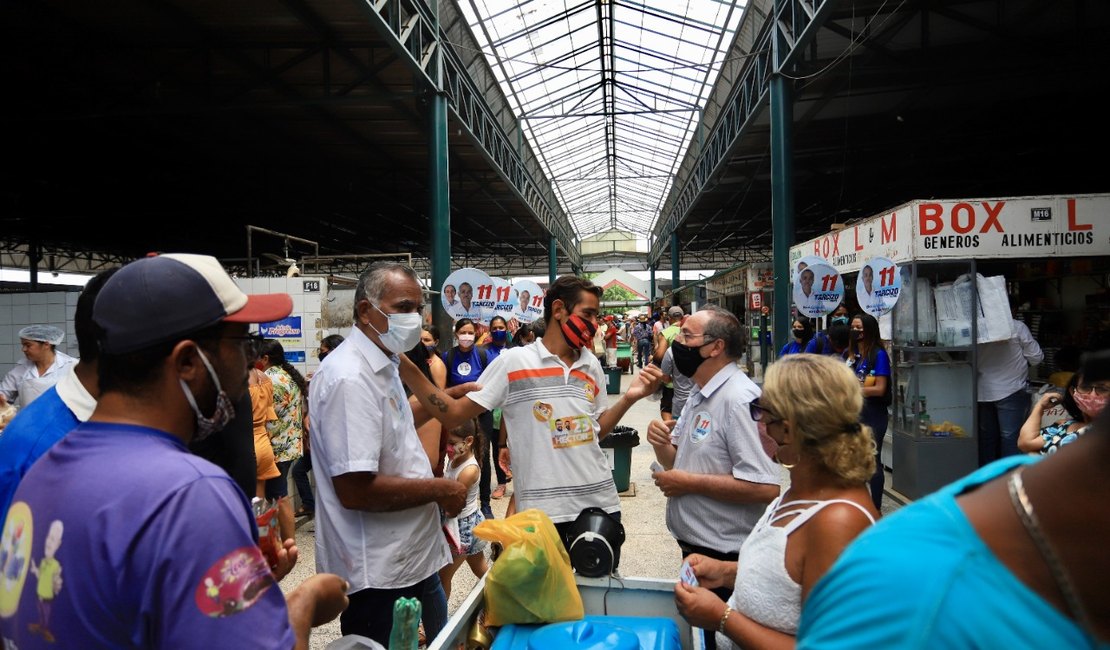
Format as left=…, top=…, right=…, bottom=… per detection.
left=220, top=333, right=266, bottom=353
left=677, top=330, right=716, bottom=345
left=1075, top=383, right=1110, bottom=397
left=749, top=398, right=781, bottom=423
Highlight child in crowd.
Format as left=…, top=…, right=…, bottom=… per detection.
left=438, top=418, right=489, bottom=599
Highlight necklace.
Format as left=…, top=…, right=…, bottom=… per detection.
left=1007, top=467, right=1094, bottom=633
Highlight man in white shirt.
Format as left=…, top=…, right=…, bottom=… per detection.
left=309, top=262, right=467, bottom=646
left=976, top=314, right=1043, bottom=465
left=400, top=275, right=663, bottom=559
left=0, top=325, right=77, bottom=409
left=645, top=305, right=780, bottom=648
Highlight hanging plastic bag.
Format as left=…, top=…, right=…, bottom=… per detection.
left=252, top=497, right=282, bottom=569
left=473, top=509, right=584, bottom=626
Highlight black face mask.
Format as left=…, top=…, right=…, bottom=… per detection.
left=792, top=329, right=805, bottom=339
left=672, top=340, right=710, bottom=377
left=852, top=330, right=865, bottom=341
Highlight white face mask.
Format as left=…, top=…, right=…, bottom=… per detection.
left=457, top=334, right=475, bottom=347
left=369, top=303, right=424, bottom=354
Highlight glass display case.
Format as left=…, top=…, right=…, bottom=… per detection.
left=890, top=260, right=979, bottom=500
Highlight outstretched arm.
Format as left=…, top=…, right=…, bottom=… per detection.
left=596, top=365, right=664, bottom=437
left=399, top=354, right=486, bottom=430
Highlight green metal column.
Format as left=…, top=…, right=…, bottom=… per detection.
left=649, top=264, right=656, bottom=307
left=429, top=0, right=452, bottom=346
left=28, top=237, right=40, bottom=291
left=770, top=0, right=795, bottom=356
left=549, top=236, right=558, bottom=284
left=671, top=233, right=680, bottom=306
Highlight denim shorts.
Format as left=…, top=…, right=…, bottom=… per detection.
left=454, top=510, right=489, bottom=557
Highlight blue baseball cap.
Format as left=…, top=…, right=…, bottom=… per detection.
left=94, top=254, right=292, bottom=354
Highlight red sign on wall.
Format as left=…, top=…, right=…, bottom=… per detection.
left=750, top=292, right=763, bottom=310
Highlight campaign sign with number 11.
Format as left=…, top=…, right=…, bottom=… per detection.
left=794, top=261, right=844, bottom=318
left=857, top=257, right=901, bottom=317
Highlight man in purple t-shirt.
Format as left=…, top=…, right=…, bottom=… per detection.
left=0, top=254, right=348, bottom=649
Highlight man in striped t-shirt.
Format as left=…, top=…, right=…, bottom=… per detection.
left=645, top=305, right=780, bottom=648
left=401, top=275, right=663, bottom=554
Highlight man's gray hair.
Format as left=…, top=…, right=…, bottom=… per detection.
left=353, top=261, right=420, bottom=319
left=700, top=304, right=744, bottom=358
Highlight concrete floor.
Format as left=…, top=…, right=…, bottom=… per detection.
left=281, top=366, right=903, bottom=649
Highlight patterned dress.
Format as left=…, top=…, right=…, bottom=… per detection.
left=264, top=366, right=304, bottom=464
left=1038, top=419, right=1089, bottom=455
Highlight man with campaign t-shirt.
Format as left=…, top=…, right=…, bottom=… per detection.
left=0, top=254, right=347, bottom=649
left=399, top=275, right=663, bottom=559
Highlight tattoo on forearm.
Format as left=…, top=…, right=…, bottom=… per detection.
left=430, top=393, right=448, bottom=412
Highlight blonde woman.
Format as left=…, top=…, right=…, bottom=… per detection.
left=675, top=354, right=879, bottom=650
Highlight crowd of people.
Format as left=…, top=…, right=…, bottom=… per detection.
left=0, top=256, right=1105, bottom=649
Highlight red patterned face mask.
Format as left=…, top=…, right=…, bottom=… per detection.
left=560, top=314, right=597, bottom=349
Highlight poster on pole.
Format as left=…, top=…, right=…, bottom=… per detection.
left=441, top=268, right=491, bottom=322
left=857, top=257, right=902, bottom=317
left=793, top=261, right=843, bottom=318
left=792, top=255, right=827, bottom=285
left=512, top=280, right=545, bottom=324
left=488, top=277, right=519, bottom=323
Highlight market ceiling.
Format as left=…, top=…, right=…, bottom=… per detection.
left=1, top=0, right=1108, bottom=276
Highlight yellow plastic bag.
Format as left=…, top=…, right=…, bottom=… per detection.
left=473, top=509, right=584, bottom=626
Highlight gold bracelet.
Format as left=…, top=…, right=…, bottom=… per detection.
left=718, top=605, right=733, bottom=634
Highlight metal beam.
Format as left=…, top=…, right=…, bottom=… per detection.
left=648, top=0, right=836, bottom=264
left=352, top=0, right=581, bottom=267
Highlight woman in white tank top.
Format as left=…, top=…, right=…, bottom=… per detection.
left=674, top=354, right=881, bottom=649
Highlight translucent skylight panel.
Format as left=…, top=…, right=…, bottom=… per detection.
left=458, top=0, right=746, bottom=238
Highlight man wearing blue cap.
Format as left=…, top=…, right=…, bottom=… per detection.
left=0, top=254, right=348, bottom=649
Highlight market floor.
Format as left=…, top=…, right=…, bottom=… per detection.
left=281, top=367, right=904, bottom=649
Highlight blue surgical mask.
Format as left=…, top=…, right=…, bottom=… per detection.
left=491, top=329, right=508, bottom=344
left=832, top=316, right=849, bottom=325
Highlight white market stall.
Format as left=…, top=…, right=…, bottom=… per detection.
left=704, top=262, right=773, bottom=377
left=791, top=193, right=1110, bottom=499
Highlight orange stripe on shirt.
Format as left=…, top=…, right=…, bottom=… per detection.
left=569, top=370, right=599, bottom=396
left=507, top=367, right=565, bottom=382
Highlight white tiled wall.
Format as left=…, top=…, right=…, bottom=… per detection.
left=0, top=291, right=81, bottom=377
left=0, top=278, right=342, bottom=380
left=234, top=275, right=338, bottom=380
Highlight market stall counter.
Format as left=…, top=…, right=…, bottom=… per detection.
left=791, top=193, right=1109, bottom=499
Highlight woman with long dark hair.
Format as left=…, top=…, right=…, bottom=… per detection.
left=442, top=319, right=494, bottom=519
left=847, top=313, right=891, bottom=510
left=779, top=316, right=814, bottom=357
left=1019, top=368, right=1107, bottom=454
left=259, top=338, right=308, bottom=542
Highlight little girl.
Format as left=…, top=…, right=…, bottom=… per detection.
left=439, top=418, right=489, bottom=599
